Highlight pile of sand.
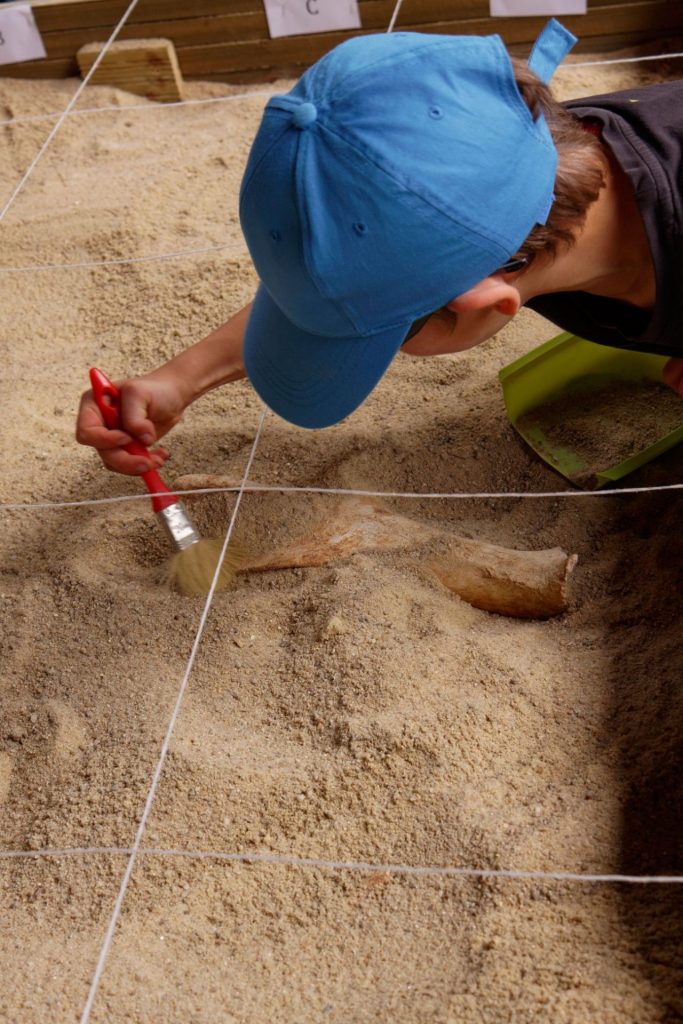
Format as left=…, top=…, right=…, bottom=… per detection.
left=1, top=57, right=682, bottom=1024
left=517, top=377, right=683, bottom=486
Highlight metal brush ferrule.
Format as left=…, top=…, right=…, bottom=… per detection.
left=156, top=502, right=201, bottom=551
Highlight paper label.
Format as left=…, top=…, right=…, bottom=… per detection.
left=490, top=0, right=586, bottom=15
left=263, top=0, right=361, bottom=39
left=0, top=5, right=46, bottom=66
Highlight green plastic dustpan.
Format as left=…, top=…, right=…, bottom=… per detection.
left=499, top=332, right=683, bottom=489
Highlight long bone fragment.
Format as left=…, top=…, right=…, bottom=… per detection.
left=174, top=475, right=577, bottom=618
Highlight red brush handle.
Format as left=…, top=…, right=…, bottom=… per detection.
left=89, top=368, right=178, bottom=513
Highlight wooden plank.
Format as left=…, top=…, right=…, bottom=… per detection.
left=27, top=0, right=660, bottom=60
left=3, top=0, right=677, bottom=53
left=171, top=3, right=683, bottom=76
left=1, top=1, right=264, bottom=32
left=511, top=29, right=683, bottom=56
left=0, top=0, right=680, bottom=82
left=0, top=2, right=404, bottom=48
left=0, top=0, right=659, bottom=34
left=77, top=38, right=183, bottom=101
left=0, top=57, right=78, bottom=78
left=22, top=13, right=268, bottom=59
left=186, top=32, right=683, bottom=84
left=9, top=3, right=497, bottom=61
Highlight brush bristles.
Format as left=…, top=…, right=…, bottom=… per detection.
left=162, top=538, right=244, bottom=596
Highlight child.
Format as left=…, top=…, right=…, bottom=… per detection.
left=76, top=20, right=683, bottom=475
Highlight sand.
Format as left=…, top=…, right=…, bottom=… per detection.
left=517, top=377, right=683, bottom=487
left=1, top=54, right=683, bottom=1024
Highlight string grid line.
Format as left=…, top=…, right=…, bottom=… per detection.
left=0, top=89, right=278, bottom=129
left=0, top=47, right=679, bottom=134
left=0, top=46, right=679, bottom=275
left=0, top=241, right=247, bottom=275
left=570, top=51, right=683, bottom=68
left=77, top=1, right=451, bottom=1015
left=1, top=844, right=682, bottom=886
left=0, top=46, right=679, bottom=135
left=387, top=0, right=406, bottom=33
left=1, top=0, right=680, bottom=1016
left=0, top=0, right=142, bottom=224
left=77, top=408, right=267, bottom=1024
left=2, top=477, right=682, bottom=515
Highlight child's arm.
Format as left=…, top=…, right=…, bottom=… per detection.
left=663, top=357, right=683, bottom=396
left=76, top=303, right=251, bottom=476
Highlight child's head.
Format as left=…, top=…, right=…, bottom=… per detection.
left=510, top=59, right=606, bottom=268
left=239, top=20, right=578, bottom=428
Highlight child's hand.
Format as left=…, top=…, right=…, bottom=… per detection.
left=76, top=305, right=250, bottom=475
left=663, top=358, right=683, bottom=396
left=76, top=373, right=184, bottom=476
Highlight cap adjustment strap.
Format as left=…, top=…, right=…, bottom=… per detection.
left=527, top=18, right=577, bottom=85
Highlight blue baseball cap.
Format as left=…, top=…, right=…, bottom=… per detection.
left=239, top=19, right=576, bottom=428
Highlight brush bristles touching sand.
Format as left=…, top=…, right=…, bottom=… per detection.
left=88, top=369, right=244, bottom=597
left=162, top=537, right=243, bottom=595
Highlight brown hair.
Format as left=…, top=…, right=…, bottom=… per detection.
left=510, top=58, right=607, bottom=266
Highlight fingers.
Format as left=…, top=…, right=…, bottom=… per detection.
left=76, top=390, right=171, bottom=477
left=119, top=385, right=157, bottom=446
left=76, top=393, right=129, bottom=445
left=663, top=358, right=683, bottom=396
left=98, top=446, right=171, bottom=477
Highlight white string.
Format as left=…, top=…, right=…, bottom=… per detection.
left=158, top=480, right=683, bottom=501
left=0, top=90, right=277, bottom=129
left=0, top=241, right=247, bottom=275
left=0, top=49, right=680, bottom=133
left=0, top=847, right=129, bottom=859
left=3, top=0, right=681, bottom=1008
left=78, top=408, right=267, bottom=1024
left=0, top=43, right=678, bottom=274
left=569, top=51, right=683, bottom=68
left=142, top=848, right=683, bottom=885
left=386, top=0, right=405, bottom=33
left=1, top=477, right=682, bottom=514
left=0, top=0, right=142, bottom=224
left=2, top=843, right=682, bottom=885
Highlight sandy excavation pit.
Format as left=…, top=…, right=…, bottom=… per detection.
left=1, top=53, right=683, bottom=1024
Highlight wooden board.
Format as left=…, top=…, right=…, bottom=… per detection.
left=76, top=37, right=183, bottom=101
left=1, top=0, right=681, bottom=84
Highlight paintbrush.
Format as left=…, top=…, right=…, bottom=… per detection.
left=89, top=368, right=240, bottom=595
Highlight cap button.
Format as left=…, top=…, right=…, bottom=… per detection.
left=292, top=102, right=317, bottom=129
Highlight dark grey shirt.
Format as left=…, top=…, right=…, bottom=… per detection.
left=528, top=81, right=683, bottom=357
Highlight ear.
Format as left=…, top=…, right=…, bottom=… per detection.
left=447, top=278, right=521, bottom=318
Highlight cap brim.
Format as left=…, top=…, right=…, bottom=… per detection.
left=244, top=285, right=410, bottom=428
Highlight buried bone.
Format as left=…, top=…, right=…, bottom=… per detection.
left=174, top=476, right=577, bottom=618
